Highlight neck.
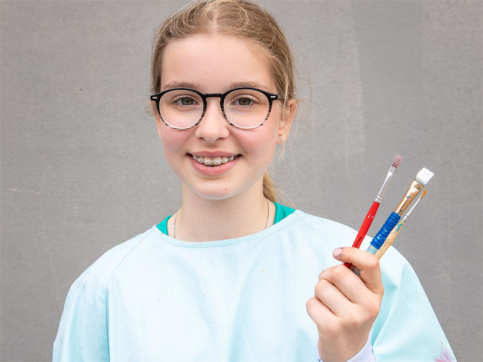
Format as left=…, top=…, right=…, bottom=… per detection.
left=171, top=187, right=273, bottom=242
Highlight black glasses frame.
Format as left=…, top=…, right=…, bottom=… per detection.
left=150, top=87, right=282, bottom=130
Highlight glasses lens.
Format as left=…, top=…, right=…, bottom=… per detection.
left=224, top=89, right=271, bottom=129
left=159, top=89, right=203, bottom=129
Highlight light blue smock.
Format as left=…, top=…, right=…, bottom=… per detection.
left=53, top=208, right=455, bottom=361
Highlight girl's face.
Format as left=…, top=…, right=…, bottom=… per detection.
left=153, top=34, right=295, bottom=202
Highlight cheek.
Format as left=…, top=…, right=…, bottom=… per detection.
left=239, top=128, right=277, bottom=158
left=255, top=118, right=280, bottom=151
left=159, top=127, right=190, bottom=158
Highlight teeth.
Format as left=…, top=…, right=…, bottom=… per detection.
left=193, top=155, right=236, bottom=167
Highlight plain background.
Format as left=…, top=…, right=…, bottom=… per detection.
left=1, top=0, right=481, bottom=361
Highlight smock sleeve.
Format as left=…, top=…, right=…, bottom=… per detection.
left=52, top=266, right=110, bottom=362
left=53, top=230, right=150, bottom=361
left=371, top=247, right=456, bottom=361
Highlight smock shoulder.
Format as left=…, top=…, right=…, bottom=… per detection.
left=74, top=227, right=158, bottom=288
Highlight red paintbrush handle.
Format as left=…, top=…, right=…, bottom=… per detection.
left=344, top=201, right=380, bottom=268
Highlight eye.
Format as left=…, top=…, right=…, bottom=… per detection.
left=176, top=97, right=196, bottom=106
left=168, top=93, right=201, bottom=108
left=235, top=97, right=254, bottom=106
left=226, top=89, right=267, bottom=109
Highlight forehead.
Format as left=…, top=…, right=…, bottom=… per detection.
left=160, top=34, right=276, bottom=92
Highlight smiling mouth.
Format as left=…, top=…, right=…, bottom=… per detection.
left=191, top=155, right=239, bottom=167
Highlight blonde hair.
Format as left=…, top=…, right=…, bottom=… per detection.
left=151, top=0, right=296, bottom=202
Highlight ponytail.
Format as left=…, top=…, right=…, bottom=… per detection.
left=262, top=172, right=277, bottom=203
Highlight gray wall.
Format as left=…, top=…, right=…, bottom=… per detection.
left=1, top=0, right=481, bottom=361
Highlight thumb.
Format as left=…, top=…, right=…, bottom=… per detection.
left=333, top=247, right=384, bottom=295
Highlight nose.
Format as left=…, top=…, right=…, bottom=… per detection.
left=194, top=98, right=230, bottom=143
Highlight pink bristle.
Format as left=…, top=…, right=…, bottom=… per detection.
left=392, top=154, right=403, bottom=168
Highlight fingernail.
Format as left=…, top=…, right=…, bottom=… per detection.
left=333, top=248, right=343, bottom=258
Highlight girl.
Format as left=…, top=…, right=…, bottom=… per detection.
left=54, top=0, right=454, bottom=361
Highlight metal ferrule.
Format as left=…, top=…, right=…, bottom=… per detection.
left=375, top=166, right=397, bottom=203
left=395, top=180, right=423, bottom=215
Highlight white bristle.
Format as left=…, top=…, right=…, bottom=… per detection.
left=415, top=167, right=434, bottom=185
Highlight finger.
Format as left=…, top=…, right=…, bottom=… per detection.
left=306, top=296, right=338, bottom=327
left=333, top=247, right=384, bottom=295
left=319, top=264, right=373, bottom=305
left=313, top=278, right=353, bottom=317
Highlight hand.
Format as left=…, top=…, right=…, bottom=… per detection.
left=306, top=247, right=384, bottom=362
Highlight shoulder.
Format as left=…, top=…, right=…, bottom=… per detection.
left=292, top=210, right=358, bottom=236
left=70, top=226, right=160, bottom=293
left=54, top=227, right=163, bottom=360
left=285, top=210, right=361, bottom=248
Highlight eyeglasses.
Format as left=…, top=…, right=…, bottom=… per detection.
left=150, top=87, right=282, bottom=130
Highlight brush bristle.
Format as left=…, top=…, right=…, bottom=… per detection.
left=415, top=167, right=434, bottom=185
left=392, top=154, right=403, bottom=168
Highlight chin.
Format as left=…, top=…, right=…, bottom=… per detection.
left=199, top=185, right=240, bottom=200
left=186, top=180, right=259, bottom=202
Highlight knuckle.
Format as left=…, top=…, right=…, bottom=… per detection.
left=323, top=321, right=342, bottom=335
left=314, top=279, right=329, bottom=296
left=359, top=296, right=381, bottom=320
left=331, top=265, right=347, bottom=280
left=306, top=297, right=316, bottom=311
left=345, top=309, right=364, bottom=327
left=318, top=266, right=335, bottom=281
left=343, top=302, right=381, bottom=328
left=318, top=270, right=325, bottom=281
left=367, top=298, right=381, bottom=317
left=306, top=297, right=322, bottom=315
left=365, top=254, right=380, bottom=270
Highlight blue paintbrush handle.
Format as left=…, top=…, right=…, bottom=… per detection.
left=351, top=212, right=401, bottom=275
left=370, top=212, right=401, bottom=250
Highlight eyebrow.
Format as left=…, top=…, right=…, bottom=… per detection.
left=162, top=81, right=273, bottom=92
left=230, top=81, right=272, bottom=91
left=162, top=81, right=199, bottom=90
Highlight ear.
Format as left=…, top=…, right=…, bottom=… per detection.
left=277, top=99, right=297, bottom=143
left=151, top=100, right=163, bottom=139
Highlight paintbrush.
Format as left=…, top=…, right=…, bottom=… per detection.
left=375, top=190, right=427, bottom=259
left=350, top=167, right=434, bottom=275
left=344, top=155, right=403, bottom=269
left=366, top=167, right=434, bottom=255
